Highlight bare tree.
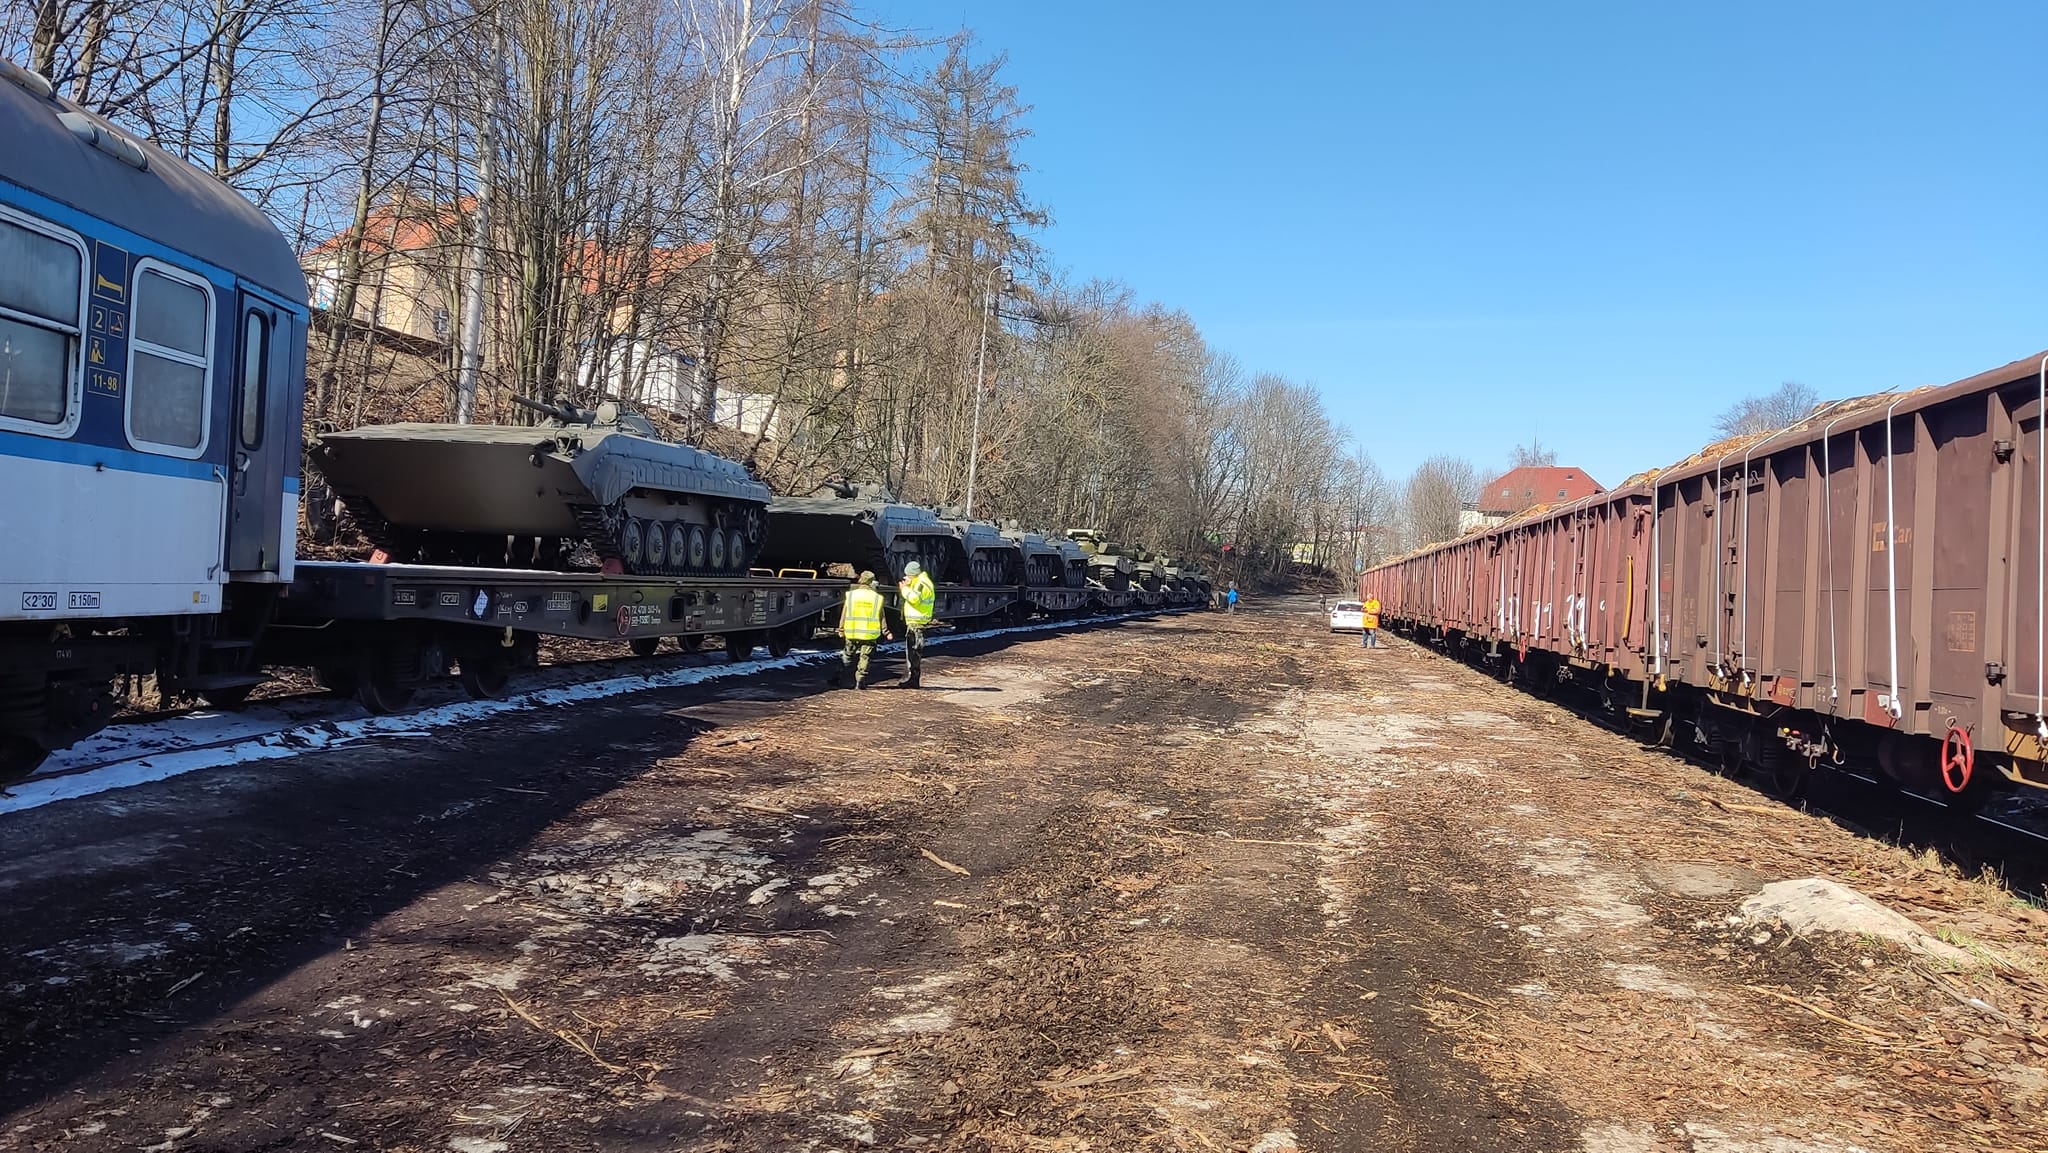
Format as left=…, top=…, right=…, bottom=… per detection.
left=1714, top=381, right=1819, bottom=438
left=1402, top=454, right=1479, bottom=548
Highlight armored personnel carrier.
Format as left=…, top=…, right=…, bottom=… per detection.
left=1049, top=536, right=1090, bottom=588
left=1129, top=549, right=1168, bottom=605
left=757, top=482, right=964, bottom=582
left=1158, top=556, right=1191, bottom=603
left=1004, top=527, right=1066, bottom=587
left=312, top=397, right=771, bottom=575
left=1066, top=528, right=1135, bottom=591
left=943, top=515, right=1024, bottom=585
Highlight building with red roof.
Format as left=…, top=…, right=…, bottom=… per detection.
left=1478, top=466, right=1605, bottom=516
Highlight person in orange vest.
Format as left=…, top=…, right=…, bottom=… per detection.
left=1360, top=594, right=1382, bottom=649
left=830, top=571, right=890, bottom=689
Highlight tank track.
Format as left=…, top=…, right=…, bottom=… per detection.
left=882, top=538, right=955, bottom=584
left=337, top=493, right=568, bottom=569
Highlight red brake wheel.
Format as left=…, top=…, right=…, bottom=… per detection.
left=1940, top=725, right=1974, bottom=794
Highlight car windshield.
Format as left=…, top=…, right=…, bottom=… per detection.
left=1336, top=602, right=1363, bottom=612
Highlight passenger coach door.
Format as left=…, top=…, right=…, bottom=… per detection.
left=225, top=292, right=289, bottom=573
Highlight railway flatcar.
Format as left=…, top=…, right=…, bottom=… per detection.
left=0, top=63, right=308, bottom=781
left=1366, top=352, right=2048, bottom=802
left=0, top=59, right=1208, bottom=786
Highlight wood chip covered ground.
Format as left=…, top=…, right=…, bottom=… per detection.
left=2, top=598, right=2045, bottom=1152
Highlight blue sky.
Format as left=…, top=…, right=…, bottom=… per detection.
left=872, top=1, right=2047, bottom=489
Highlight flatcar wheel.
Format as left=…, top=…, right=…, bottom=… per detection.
left=678, top=634, right=705, bottom=654
left=765, top=627, right=793, bottom=659
left=356, top=641, right=419, bottom=714
left=629, top=637, right=661, bottom=658
left=1714, top=738, right=1745, bottom=778
left=316, top=663, right=359, bottom=698
left=199, top=685, right=256, bottom=709
left=725, top=632, right=757, bottom=662
left=0, top=734, right=48, bottom=788
left=1765, top=752, right=1808, bottom=801
left=458, top=653, right=514, bottom=700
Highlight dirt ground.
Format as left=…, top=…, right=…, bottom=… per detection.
left=3, top=598, right=2046, bottom=1153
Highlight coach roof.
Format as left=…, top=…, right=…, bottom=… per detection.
left=0, top=68, right=308, bottom=307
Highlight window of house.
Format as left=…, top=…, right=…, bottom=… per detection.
left=0, top=211, right=86, bottom=434
left=126, top=262, right=212, bottom=456
left=310, top=265, right=338, bottom=310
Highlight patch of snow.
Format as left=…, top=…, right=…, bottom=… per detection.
left=521, top=829, right=773, bottom=914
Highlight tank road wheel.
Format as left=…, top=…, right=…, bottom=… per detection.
left=640, top=521, right=668, bottom=577
left=665, top=523, right=692, bottom=572
left=686, top=525, right=709, bottom=574
left=629, top=637, right=661, bottom=658
left=619, top=518, right=644, bottom=571
left=709, top=527, right=729, bottom=573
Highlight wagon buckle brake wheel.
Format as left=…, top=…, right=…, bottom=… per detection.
left=1939, top=724, right=1974, bottom=794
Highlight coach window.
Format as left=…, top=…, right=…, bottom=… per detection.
left=126, top=261, right=212, bottom=457
left=0, top=210, right=86, bottom=437
left=239, top=311, right=266, bottom=448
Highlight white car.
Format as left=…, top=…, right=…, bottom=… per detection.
left=1328, top=600, right=1365, bottom=632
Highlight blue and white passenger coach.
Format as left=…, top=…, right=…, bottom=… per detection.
left=0, top=62, right=309, bottom=780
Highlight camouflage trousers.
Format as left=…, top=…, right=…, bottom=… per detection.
left=841, top=639, right=878, bottom=685
left=903, top=627, right=926, bottom=683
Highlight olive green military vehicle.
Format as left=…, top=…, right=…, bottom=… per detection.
left=1066, top=528, right=1135, bottom=591
left=756, top=482, right=964, bottom=582
left=312, top=397, right=771, bottom=575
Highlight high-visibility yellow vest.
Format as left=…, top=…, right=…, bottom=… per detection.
left=840, top=586, right=885, bottom=641
left=900, top=571, right=936, bottom=627
left=1362, top=598, right=1381, bottom=629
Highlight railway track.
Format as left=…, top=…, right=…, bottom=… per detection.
left=1408, top=631, right=2048, bottom=898
left=6, top=608, right=1194, bottom=810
